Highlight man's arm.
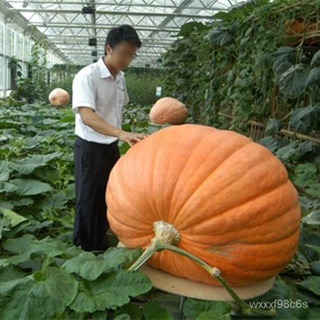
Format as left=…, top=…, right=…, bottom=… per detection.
left=79, top=107, right=147, bottom=146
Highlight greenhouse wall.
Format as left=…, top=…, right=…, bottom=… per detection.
left=0, top=12, right=63, bottom=98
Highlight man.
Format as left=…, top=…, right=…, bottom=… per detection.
left=72, top=25, right=147, bottom=252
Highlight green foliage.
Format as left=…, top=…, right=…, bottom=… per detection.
left=125, top=70, right=166, bottom=106
left=1, top=98, right=320, bottom=319
left=11, top=42, right=49, bottom=103
left=162, top=0, right=320, bottom=133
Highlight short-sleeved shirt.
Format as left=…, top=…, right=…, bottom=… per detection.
left=72, top=57, right=129, bottom=144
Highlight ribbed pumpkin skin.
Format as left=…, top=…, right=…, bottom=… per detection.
left=48, top=88, right=70, bottom=106
left=149, top=97, right=188, bottom=125
left=106, top=124, right=301, bottom=287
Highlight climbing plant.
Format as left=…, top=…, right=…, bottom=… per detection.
left=163, top=0, right=320, bottom=134
left=11, top=41, right=49, bottom=103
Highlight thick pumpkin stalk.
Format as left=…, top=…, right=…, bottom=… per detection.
left=128, top=221, right=277, bottom=317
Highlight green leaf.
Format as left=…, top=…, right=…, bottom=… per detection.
left=298, top=276, right=320, bottom=296
left=302, top=210, right=320, bottom=225
left=35, top=192, right=66, bottom=210
left=306, top=183, right=320, bottom=197
left=115, top=302, right=142, bottom=320
left=278, top=64, right=310, bottom=99
left=206, top=28, right=233, bottom=46
left=11, top=151, right=62, bottom=175
left=197, top=311, right=231, bottom=320
left=292, top=163, right=318, bottom=188
left=272, top=47, right=296, bottom=71
left=212, top=11, right=231, bottom=21
left=62, top=247, right=142, bottom=281
left=177, top=21, right=207, bottom=37
left=290, top=106, right=320, bottom=134
left=276, top=141, right=300, bottom=163
left=265, top=118, right=282, bottom=135
left=0, top=267, right=78, bottom=320
left=311, top=50, right=320, bottom=67
left=305, top=245, right=320, bottom=254
left=0, top=172, right=9, bottom=181
left=249, top=277, right=292, bottom=304
left=259, top=136, right=278, bottom=152
left=183, top=299, right=232, bottom=319
left=306, top=66, right=320, bottom=87
left=0, top=265, right=26, bottom=281
left=0, top=207, right=28, bottom=227
left=0, top=181, right=18, bottom=193
left=9, top=178, right=52, bottom=196
left=3, top=235, right=70, bottom=265
left=142, top=301, right=173, bottom=320
left=114, top=314, right=130, bottom=320
left=70, top=270, right=152, bottom=313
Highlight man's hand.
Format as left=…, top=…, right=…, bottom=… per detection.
left=118, top=131, right=149, bottom=146
left=78, top=108, right=148, bottom=146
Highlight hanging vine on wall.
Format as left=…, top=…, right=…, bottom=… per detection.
left=11, top=41, right=49, bottom=103
left=162, top=0, right=320, bottom=135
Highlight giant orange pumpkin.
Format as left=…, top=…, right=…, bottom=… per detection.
left=149, top=97, right=188, bottom=125
left=48, top=88, right=70, bottom=106
left=106, top=124, right=301, bottom=287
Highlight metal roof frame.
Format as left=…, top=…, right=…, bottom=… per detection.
left=2, top=0, right=247, bottom=67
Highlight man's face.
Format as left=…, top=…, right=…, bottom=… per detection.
left=106, top=41, right=137, bottom=71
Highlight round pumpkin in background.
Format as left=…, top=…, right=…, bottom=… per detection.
left=48, top=88, right=70, bottom=106
left=149, top=97, right=188, bottom=125
left=106, top=124, right=301, bottom=287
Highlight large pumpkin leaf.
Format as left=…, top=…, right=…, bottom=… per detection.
left=62, top=247, right=142, bottom=280
left=298, top=276, right=320, bottom=296
left=0, top=265, right=26, bottom=282
left=302, top=211, right=320, bottom=226
left=0, top=181, right=18, bottom=193
left=142, top=301, right=173, bottom=320
left=0, top=207, right=28, bottom=227
left=115, top=302, right=142, bottom=319
left=70, top=270, right=152, bottom=313
left=0, top=267, right=78, bottom=320
left=278, top=64, right=310, bottom=99
left=0, top=172, right=9, bottom=181
left=11, top=151, right=62, bottom=175
left=3, top=234, right=70, bottom=265
left=197, top=311, right=230, bottom=320
left=183, top=299, right=232, bottom=319
left=9, top=178, right=52, bottom=196
left=292, top=163, right=318, bottom=187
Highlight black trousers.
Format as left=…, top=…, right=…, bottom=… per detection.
left=73, top=136, right=120, bottom=251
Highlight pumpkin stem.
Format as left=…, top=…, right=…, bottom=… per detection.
left=128, top=221, right=277, bottom=317
left=152, top=221, right=181, bottom=245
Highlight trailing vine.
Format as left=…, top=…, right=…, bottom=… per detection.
left=162, top=0, right=320, bottom=134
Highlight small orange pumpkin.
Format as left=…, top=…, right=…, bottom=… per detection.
left=48, top=88, right=70, bottom=106
left=285, top=19, right=320, bottom=46
left=106, top=124, right=301, bottom=287
left=149, top=97, right=188, bottom=125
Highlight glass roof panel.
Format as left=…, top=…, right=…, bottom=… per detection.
left=2, top=0, right=250, bottom=66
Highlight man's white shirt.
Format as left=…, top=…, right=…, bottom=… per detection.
left=72, top=57, right=129, bottom=144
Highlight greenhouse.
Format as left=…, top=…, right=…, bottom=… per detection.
left=0, top=0, right=320, bottom=319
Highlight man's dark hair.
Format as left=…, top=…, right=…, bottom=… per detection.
left=105, top=25, right=142, bottom=55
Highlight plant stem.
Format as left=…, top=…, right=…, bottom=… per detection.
left=128, top=221, right=277, bottom=317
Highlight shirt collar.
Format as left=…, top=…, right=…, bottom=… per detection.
left=97, top=57, right=124, bottom=80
